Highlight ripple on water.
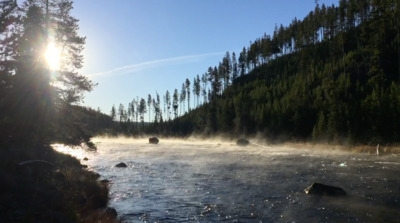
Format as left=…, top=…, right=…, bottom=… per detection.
left=55, top=140, right=400, bottom=222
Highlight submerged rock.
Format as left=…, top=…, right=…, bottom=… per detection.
left=236, top=139, right=250, bottom=146
left=149, top=137, right=159, bottom=144
left=304, top=183, right=347, bottom=196
left=115, top=162, right=127, bottom=168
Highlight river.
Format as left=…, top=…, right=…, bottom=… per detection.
left=54, top=138, right=400, bottom=222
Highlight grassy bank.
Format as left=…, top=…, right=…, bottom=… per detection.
left=0, top=142, right=118, bottom=223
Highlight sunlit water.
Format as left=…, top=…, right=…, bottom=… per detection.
left=54, top=138, right=400, bottom=222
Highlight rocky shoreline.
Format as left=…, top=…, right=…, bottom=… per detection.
left=0, top=143, right=119, bottom=223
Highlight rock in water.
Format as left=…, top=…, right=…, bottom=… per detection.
left=304, top=183, right=347, bottom=196
left=236, top=139, right=250, bottom=146
left=104, top=207, right=117, bottom=219
left=115, top=162, right=127, bottom=168
left=149, top=137, right=159, bottom=144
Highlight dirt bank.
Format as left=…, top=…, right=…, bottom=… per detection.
left=0, top=143, right=118, bottom=223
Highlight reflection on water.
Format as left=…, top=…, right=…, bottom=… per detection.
left=54, top=138, right=400, bottom=222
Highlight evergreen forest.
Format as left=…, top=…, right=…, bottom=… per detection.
left=110, top=0, right=400, bottom=144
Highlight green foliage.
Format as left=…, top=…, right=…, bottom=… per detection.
left=106, top=0, right=399, bottom=144
left=147, top=0, right=400, bottom=143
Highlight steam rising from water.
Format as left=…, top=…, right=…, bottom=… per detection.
left=54, top=137, right=400, bottom=222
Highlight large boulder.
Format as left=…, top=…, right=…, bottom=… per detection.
left=149, top=137, right=159, bottom=144
left=236, top=139, right=250, bottom=146
left=304, top=183, right=347, bottom=196
left=115, top=162, right=127, bottom=168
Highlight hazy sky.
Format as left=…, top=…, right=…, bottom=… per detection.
left=72, top=0, right=339, bottom=116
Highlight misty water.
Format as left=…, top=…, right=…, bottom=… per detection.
left=55, top=138, right=400, bottom=222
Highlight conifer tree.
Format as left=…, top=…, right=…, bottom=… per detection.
left=231, top=52, right=238, bottom=80
left=138, top=98, right=147, bottom=126
left=173, top=88, right=179, bottom=118
left=110, top=105, right=116, bottom=121
left=201, top=73, right=208, bottom=104
left=180, top=82, right=186, bottom=114
left=147, top=94, right=152, bottom=122
left=165, top=90, right=171, bottom=120
left=1, top=0, right=95, bottom=145
left=185, top=78, right=191, bottom=111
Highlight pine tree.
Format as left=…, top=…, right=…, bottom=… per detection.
left=173, top=88, right=179, bottom=118
left=0, top=0, right=18, bottom=93
left=147, top=94, right=152, bottom=122
left=238, top=47, right=247, bottom=75
left=118, top=103, right=125, bottom=122
left=222, top=51, right=231, bottom=89
left=110, top=105, right=116, bottom=121
left=201, top=73, right=208, bottom=104
left=231, top=52, right=238, bottom=80
left=185, top=78, right=191, bottom=111
left=180, top=82, right=186, bottom=114
left=194, top=74, right=201, bottom=107
left=165, top=90, right=171, bottom=120
left=3, top=0, right=95, bottom=145
left=138, top=98, right=147, bottom=127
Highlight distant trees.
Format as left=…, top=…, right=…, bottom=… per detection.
left=109, top=0, right=400, bottom=144
left=110, top=105, right=116, bottom=121
left=128, top=100, right=135, bottom=122
left=185, top=78, right=191, bottom=111
left=118, top=104, right=126, bottom=122
left=138, top=98, right=147, bottom=127
left=165, top=90, right=171, bottom=120
left=201, top=73, right=208, bottom=104
left=180, top=83, right=186, bottom=115
left=147, top=94, right=152, bottom=122
left=173, top=89, right=179, bottom=118
left=193, top=75, right=201, bottom=107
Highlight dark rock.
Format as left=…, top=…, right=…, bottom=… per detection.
left=304, top=183, right=347, bottom=196
left=149, top=137, right=159, bottom=144
left=104, top=207, right=118, bottom=219
left=83, top=157, right=89, bottom=161
left=115, top=162, right=127, bottom=168
left=236, top=139, right=250, bottom=146
left=100, top=179, right=110, bottom=184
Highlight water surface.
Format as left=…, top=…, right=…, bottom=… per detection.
left=55, top=138, right=400, bottom=222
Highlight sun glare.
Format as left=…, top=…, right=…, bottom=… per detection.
left=45, top=42, right=61, bottom=70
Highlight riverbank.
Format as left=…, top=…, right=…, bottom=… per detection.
left=0, top=142, right=118, bottom=223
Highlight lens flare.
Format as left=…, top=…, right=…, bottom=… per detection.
left=44, top=42, right=61, bottom=70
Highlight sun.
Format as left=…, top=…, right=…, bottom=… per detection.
left=44, top=42, right=61, bottom=70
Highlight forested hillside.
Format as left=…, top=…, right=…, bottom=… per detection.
left=147, top=0, right=400, bottom=143
left=108, top=1, right=399, bottom=144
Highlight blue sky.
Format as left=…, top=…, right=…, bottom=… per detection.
left=72, top=0, right=339, bottom=116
